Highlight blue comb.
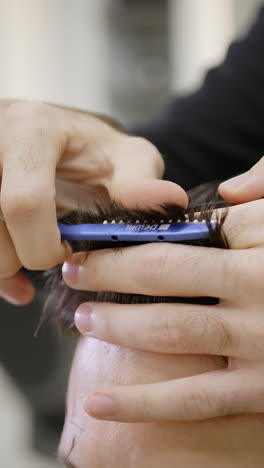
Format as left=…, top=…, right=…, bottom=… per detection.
left=58, top=220, right=216, bottom=243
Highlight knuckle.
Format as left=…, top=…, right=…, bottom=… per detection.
left=185, top=390, right=228, bottom=419
left=173, top=312, right=203, bottom=352
left=214, top=320, right=237, bottom=355
left=149, top=307, right=194, bottom=352
left=150, top=308, right=175, bottom=350
left=6, top=101, right=49, bottom=124
left=183, top=391, right=209, bottom=419
left=199, top=313, right=236, bottom=355
left=152, top=309, right=236, bottom=355
left=214, top=390, right=236, bottom=417
left=138, top=245, right=171, bottom=293
left=2, top=191, right=50, bottom=223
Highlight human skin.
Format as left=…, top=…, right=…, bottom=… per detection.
left=59, top=171, right=264, bottom=466
left=0, top=100, right=187, bottom=305
left=219, top=156, right=264, bottom=204
left=62, top=198, right=264, bottom=423
left=59, top=336, right=264, bottom=467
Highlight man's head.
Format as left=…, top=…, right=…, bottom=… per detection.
left=44, top=182, right=229, bottom=336
left=47, top=182, right=264, bottom=468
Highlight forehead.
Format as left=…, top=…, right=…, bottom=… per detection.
left=59, top=335, right=225, bottom=467
left=58, top=337, right=110, bottom=467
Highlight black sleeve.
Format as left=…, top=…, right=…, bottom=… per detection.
left=133, top=7, right=264, bottom=190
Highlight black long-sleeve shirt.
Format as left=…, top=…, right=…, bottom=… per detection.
left=135, top=6, right=264, bottom=190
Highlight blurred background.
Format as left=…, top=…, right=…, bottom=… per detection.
left=0, top=0, right=262, bottom=466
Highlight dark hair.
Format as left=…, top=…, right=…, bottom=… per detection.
left=42, top=182, right=230, bottom=336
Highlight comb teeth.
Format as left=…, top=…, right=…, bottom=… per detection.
left=100, top=217, right=214, bottom=225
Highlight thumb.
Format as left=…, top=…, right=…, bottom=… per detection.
left=219, top=156, right=264, bottom=204
left=108, top=179, right=188, bottom=212
left=104, top=136, right=188, bottom=210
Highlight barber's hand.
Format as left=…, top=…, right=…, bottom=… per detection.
left=0, top=100, right=187, bottom=305
left=63, top=198, right=264, bottom=422
left=219, top=155, right=264, bottom=203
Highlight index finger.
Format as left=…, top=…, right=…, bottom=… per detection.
left=63, top=243, right=251, bottom=301
left=1, top=113, right=71, bottom=270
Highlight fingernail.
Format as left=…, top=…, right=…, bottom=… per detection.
left=220, top=172, right=249, bottom=190
left=85, top=394, right=114, bottom=418
left=75, top=304, right=94, bottom=334
left=62, top=261, right=79, bottom=285
left=0, top=280, right=35, bottom=306
left=0, top=288, right=33, bottom=306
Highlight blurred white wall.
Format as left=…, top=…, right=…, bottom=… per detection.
left=234, top=0, right=263, bottom=34
left=0, top=0, right=262, bottom=114
left=0, top=0, right=65, bottom=103
left=0, top=0, right=110, bottom=113
left=63, top=0, right=110, bottom=112
left=0, top=364, right=59, bottom=467
left=169, top=0, right=234, bottom=93
left=169, top=0, right=263, bottom=94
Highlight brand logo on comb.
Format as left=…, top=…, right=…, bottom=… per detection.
left=125, top=224, right=159, bottom=231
